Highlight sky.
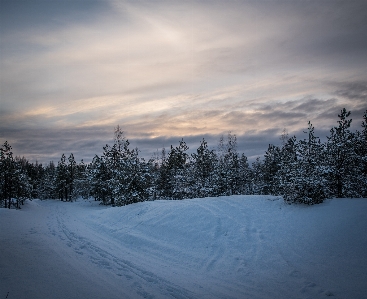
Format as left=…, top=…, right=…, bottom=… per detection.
left=1, top=0, right=366, bottom=164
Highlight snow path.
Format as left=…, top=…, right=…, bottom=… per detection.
left=1, top=196, right=367, bottom=299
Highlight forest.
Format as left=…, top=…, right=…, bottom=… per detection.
left=1, top=108, right=366, bottom=209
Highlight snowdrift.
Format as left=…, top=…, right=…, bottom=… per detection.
left=1, top=196, right=366, bottom=299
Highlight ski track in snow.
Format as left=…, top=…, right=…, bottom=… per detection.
left=46, top=204, right=194, bottom=299
left=1, top=196, right=367, bottom=299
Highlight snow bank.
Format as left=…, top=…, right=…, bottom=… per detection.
left=1, top=196, right=366, bottom=299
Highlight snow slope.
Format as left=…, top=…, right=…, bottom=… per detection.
left=1, top=196, right=367, bottom=299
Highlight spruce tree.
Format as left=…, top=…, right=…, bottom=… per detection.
left=191, top=138, right=216, bottom=197
left=89, top=155, right=108, bottom=203
left=326, top=108, right=357, bottom=197
left=295, top=121, right=328, bottom=204
left=38, top=161, right=57, bottom=199
left=238, top=153, right=252, bottom=195
left=262, top=144, right=281, bottom=195
left=56, top=154, right=68, bottom=201
left=156, top=147, right=171, bottom=198
left=0, top=141, right=16, bottom=208
left=0, top=142, right=31, bottom=208
left=68, top=153, right=76, bottom=201
left=278, top=136, right=299, bottom=202
left=13, top=156, right=32, bottom=206
left=215, top=133, right=241, bottom=196
left=354, top=110, right=367, bottom=197
left=165, top=139, right=189, bottom=199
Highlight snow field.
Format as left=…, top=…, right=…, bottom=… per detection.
left=1, top=196, right=367, bottom=299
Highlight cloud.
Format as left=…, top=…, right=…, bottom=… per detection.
left=334, top=81, right=367, bottom=101
left=1, top=0, right=367, bottom=163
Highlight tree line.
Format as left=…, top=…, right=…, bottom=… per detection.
left=1, top=108, right=366, bottom=208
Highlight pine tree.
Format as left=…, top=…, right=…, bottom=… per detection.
left=165, top=139, right=190, bottom=199
left=238, top=153, right=252, bottom=195
left=354, top=110, right=367, bottom=197
left=295, top=121, right=328, bottom=204
left=38, top=161, right=57, bottom=199
left=156, top=147, right=171, bottom=198
left=56, top=154, right=68, bottom=201
left=262, top=144, right=281, bottom=195
left=13, top=156, right=32, bottom=207
left=361, top=110, right=367, bottom=196
left=191, top=138, right=216, bottom=197
left=326, top=108, right=357, bottom=197
left=224, top=133, right=241, bottom=195
left=278, top=136, right=299, bottom=202
left=251, top=157, right=264, bottom=195
left=215, top=133, right=241, bottom=196
left=67, top=153, right=76, bottom=201
left=0, top=141, right=16, bottom=208
left=98, top=126, right=147, bottom=205
left=88, top=155, right=111, bottom=203
left=74, top=159, right=89, bottom=199
left=0, top=142, right=31, bottom=208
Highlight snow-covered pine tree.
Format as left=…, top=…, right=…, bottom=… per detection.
left=360, top=110, right=367, bottom=196
left=295, top=121, right=328, bottom=204
left=88, top=155, right=107, bottom=203
left=251, top=157, right=265, bottom=195
left=214, top=134, right=227, bottom=196
left=238, top=153, right=252, bottom=195
left=262, top=144, right=281, bottom=195
left=156, top=147, right=171, bottom=199
left=191, top=138, right=216, bottom=198
left=0, top=142, right=31, bottom=208
left=147, top=150, right=161, bottom=200
left=165, top=139, right=190, bottom=199
left=215, top=133, right=241, bottom=196
left=326, top=108, right=358, bottom=197
left=38, top=161, right=57, bottom=199
left=22, top=159, right=43, bottom=199
left=73, top=159, right=89, bottom=200
left=136, top=157, right=156, bottom=201
left=68, top=153, right=76, bottom=201
left=13, top=156, right=32, bottom=207
left=56, top=154, right=68, bottom=201
left=224, top=133, right=241, bottom=195
left=99, top=126, right=147, bottom=206
left=119, top=147, right=147, bottom=205
left=353, top=110, right=367, bottom=197
left=278, top=136, right=299, bottom=202
left=0, top=141, right=15, bottom=208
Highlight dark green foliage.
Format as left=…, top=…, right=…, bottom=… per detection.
left=326, top=109, right=360, bottom=198
left=2, top=108, right=367, bottom=207
left=277, top=136, right=299, bottom=202
left=215, top=133, right=245, bottom=196
left=89, top=155, right=111, bottom=203
left=262, top=144, right=281, bottom=195
left=38, top=161, right=57, bottom=199
left=191, top=139, right=216, bottom=197
left=355, top=110, right=367, bottom=197
left=158, top=139, right=190, bottom=199
left=251, top=157, right=265, bottom=195
left=279, top=122, right=328, bottom=204
left=56, top=154, right=68, bottom=201
left=0, top=142, right=32, bottom=208
left=156, top=147, right=171, bottom=198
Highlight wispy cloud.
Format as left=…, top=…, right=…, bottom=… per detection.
left=1, top=0, right=366, bottom=162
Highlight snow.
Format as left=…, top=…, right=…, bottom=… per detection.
left=1, top=196, right=367, bottom=299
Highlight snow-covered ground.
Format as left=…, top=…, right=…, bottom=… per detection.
left=1, top=196, right=366, bottom=299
